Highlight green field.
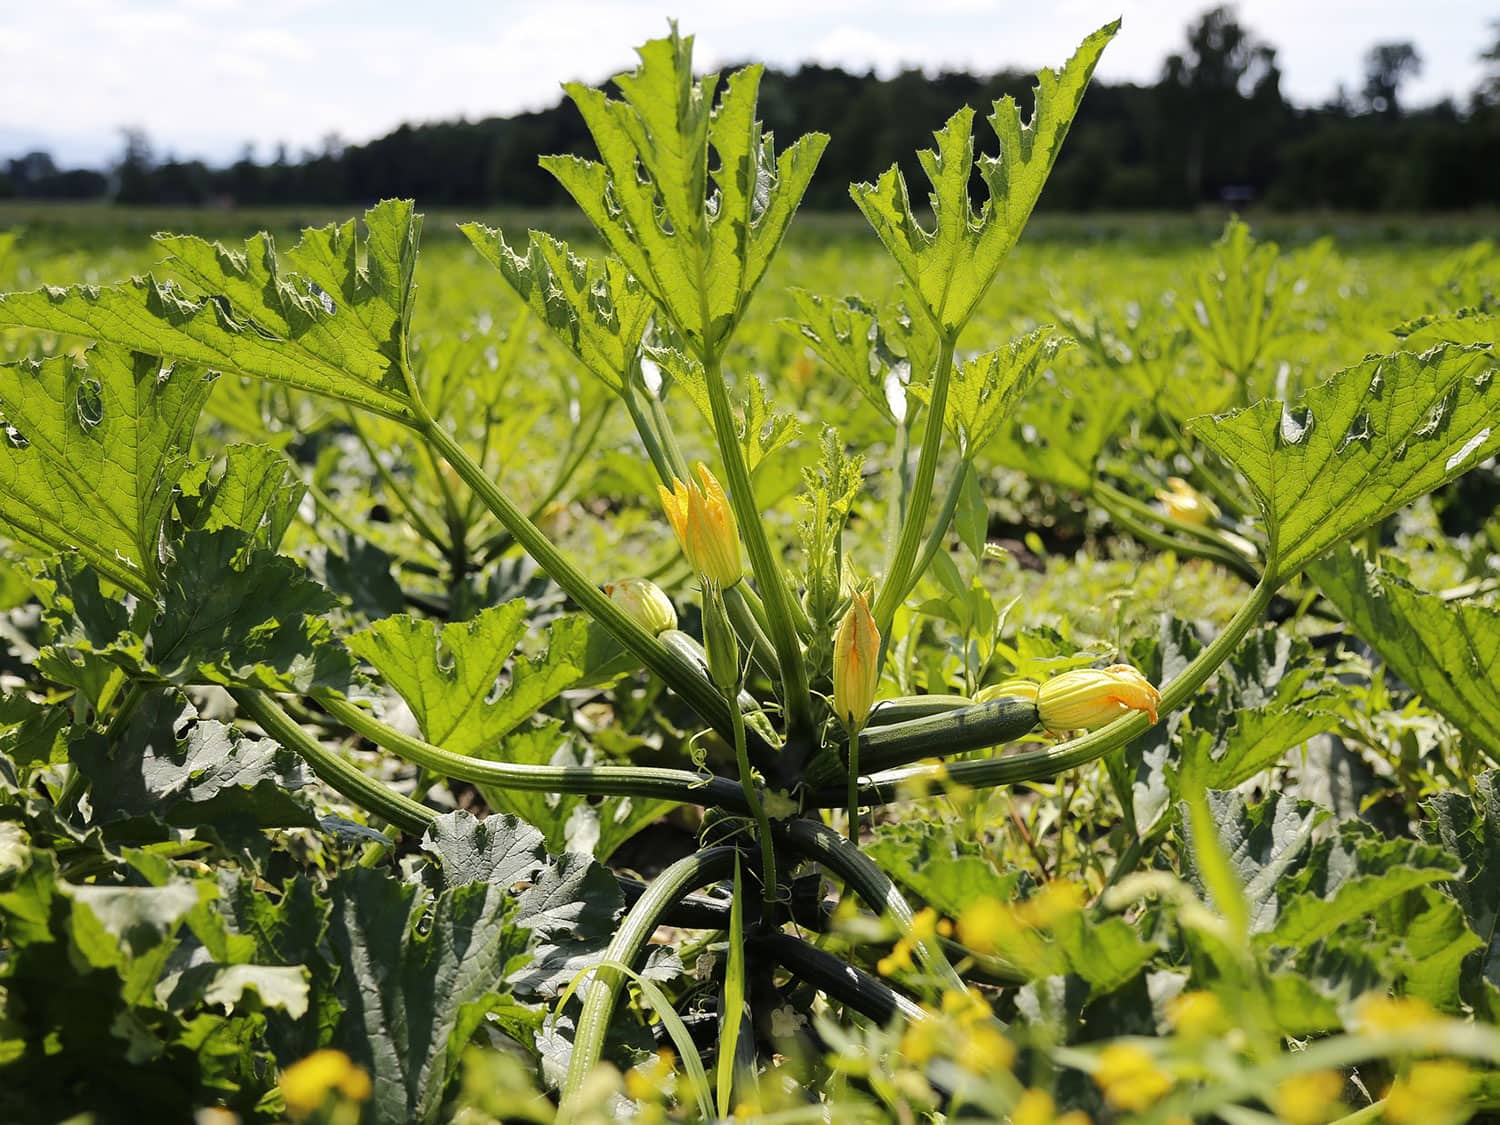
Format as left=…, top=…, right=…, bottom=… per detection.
left=1, top=24, right=1499, bottom=1125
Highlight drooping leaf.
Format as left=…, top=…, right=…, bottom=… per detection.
left=147, top=531, right=358, bottom=694
left=460, top=227, right=652, bottom=397
left=1422, top=772, right=1500, bottom=991
left=0, top=347, right=214, bottom=595
left=176, top=442, right=305, bottom=552
left=349, top=601, right=587, bottom=758
left=419, top=811, right=625, bottom=999
left=1189, top=343, right=1499, bottom=577
left=909, top=327, right=1071, bottom=454
left=849, top=22, right=1117, bottom=337
left=71, top=693, right=317, bottom=834
left=0, top=201, right=422, bottom=421
left=543, top=27, right=828, bottom=356
left=1312, top=548, right=1500, bottom=761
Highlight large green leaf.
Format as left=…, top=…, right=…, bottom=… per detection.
left=0, top=347, right=214, bottom=595
left=460, top=227, right=652, bottom=396
left=348, top=601, right=587, bottom=758
left=0, top=201, right=421, bottom=421
left=543, top=27, right=828, bottom=356
left=1189, top=343, right=1499, bottom=577
left=326, top=867, right=530, bottom=1125
left=849, top=22, right=1116, bottom=337
left=176, top=443, right=305, bottom=552
left=1312, top=548, right=1500, bottom=760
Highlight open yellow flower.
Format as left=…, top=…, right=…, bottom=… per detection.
left=1156, top=476, right=1220, bottom=526
left=280, top=1049, right=372, bottom=1120
left=658, top=462, right=742, bottom=588
left=1037, top=664, right=1160, bottom=732
left=833, top=590, right=880, bottom=730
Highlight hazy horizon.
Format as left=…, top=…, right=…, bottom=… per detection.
left=3, top=0, right=1494, bottom=168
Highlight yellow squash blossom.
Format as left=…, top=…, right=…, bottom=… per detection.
left=1038, top=664, right=1160, bottom=733
left=279, top=1049, right=372, bottom=1119
left=833, top=589, right=880, bottom=730
left=658, top=462, right=742, bottom=587
left=1156, top=476, right=1220, bottom=526
left=604, top=578, right=677, bottom=634
left=1093, top=1043, right=1173, bottom=1112
left=975, top=678, right=1041, bottom=704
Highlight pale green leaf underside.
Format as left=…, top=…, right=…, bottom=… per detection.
left=1190, top=343, right=1499, bottom=577
left=0, top=346, right=214, bottom=595
left=350, top=600, right=587, bottom=757
left=850, top=21, right=1117, bottom=337
left=460, top=224, right=652, bottom=395
left=1312, top=549, right=1500, bottom=760
left=0, top=201, right=421, bottom=422
left=542, top=28, right=828, bottom=355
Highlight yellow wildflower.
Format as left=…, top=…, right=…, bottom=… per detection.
left=1166, top=990, right=1228, bottom=1040
left=1352, top=993, right=1440, bottom=1033
left=1037, top=664, right=1161, bottom=733
left=1274, top=1069, right=1345, bottom=1125
left=1385, top=1060, right=1473, bottom=1124
left=1093, top=1043, right=1173, bottom=1112
left=833, top=590, right=880, bottom=730
left=1156, top=476, right=1220, bottom=526
left=279, top=1049, right=372, bottom=1120
left=658, top=462, right=742, bottom=587
left=1012, top=1087, right=1091, bottom=1125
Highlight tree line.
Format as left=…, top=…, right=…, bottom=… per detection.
left=6, top=7, right=1500, bottom=213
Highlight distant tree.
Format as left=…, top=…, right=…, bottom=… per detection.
left=1363, top=42, right=1422, bottom=117
left=1158, top=6, right=1286, bottom=202
left=115, top=128, right=155, bottom=204
left=1477, top=21, right=1500, bottom=110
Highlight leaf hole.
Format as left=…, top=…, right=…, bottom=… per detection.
left=75, top=379, right=104, bottom=429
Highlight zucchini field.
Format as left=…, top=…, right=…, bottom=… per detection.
left=1, top=23, right=1498, bottom=1125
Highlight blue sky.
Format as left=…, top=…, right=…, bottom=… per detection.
left=3, top=0, right=1494, bottom=166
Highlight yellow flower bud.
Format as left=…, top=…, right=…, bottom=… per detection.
left=1155, top=476, right=1220, bottom=526
left=604, top=578, right=677, bottom=635
left=1037, top=664, right=1160, bottom=733
left=833, top=589, right=880, bottom=730
left=1274, top=1070, right=1345, bottom=1125
left=658, top=462, right=742, bottom=588
left=975, top=678, right=1040, bottom=704
left=279, top=1049, right=372, bottom=1120
left=1385, top=1060, right=1473, bottom=1125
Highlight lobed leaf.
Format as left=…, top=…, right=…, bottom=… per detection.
left=460, top=226, right=652, bottom=396
left=1312, top=549, right=1500, bottom=761
left=850, top=22, right=1117, bottom=338
left=910, top=326, right=1070, bottom=454
left=1189, top=343, right=1499, bottom=577
left=349, top=600, right=588, bottom=758
left=543, top=27, right=827, bottom=356
left=0, top=201, right=422, bottom=421
left=0, top=347, right=214, bottom=595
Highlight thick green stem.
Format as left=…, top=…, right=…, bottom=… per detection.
left=830, top=572, right=1278, bottom=804
left=231, top=690, right=434, bottom=835
left=315, top=693, right=750, bottom=811
left=846, top=727, right=861, bottom=841
left=874, top=335, right=956, bottom=641
left=754, top=932, right=927, bottom=1025
left=778, top=818, right=965, bottom=995
left=559, top=846, right=741, bottom=1110
left=699, top=349, right=815, bottom=738
left=1099, top=488, right=1263, bottom=586
left=805, top=697, right=1040, bottom=788
left=730, top=703, right=778, bottom=914
left=418, top=420, right=740, bottom=744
